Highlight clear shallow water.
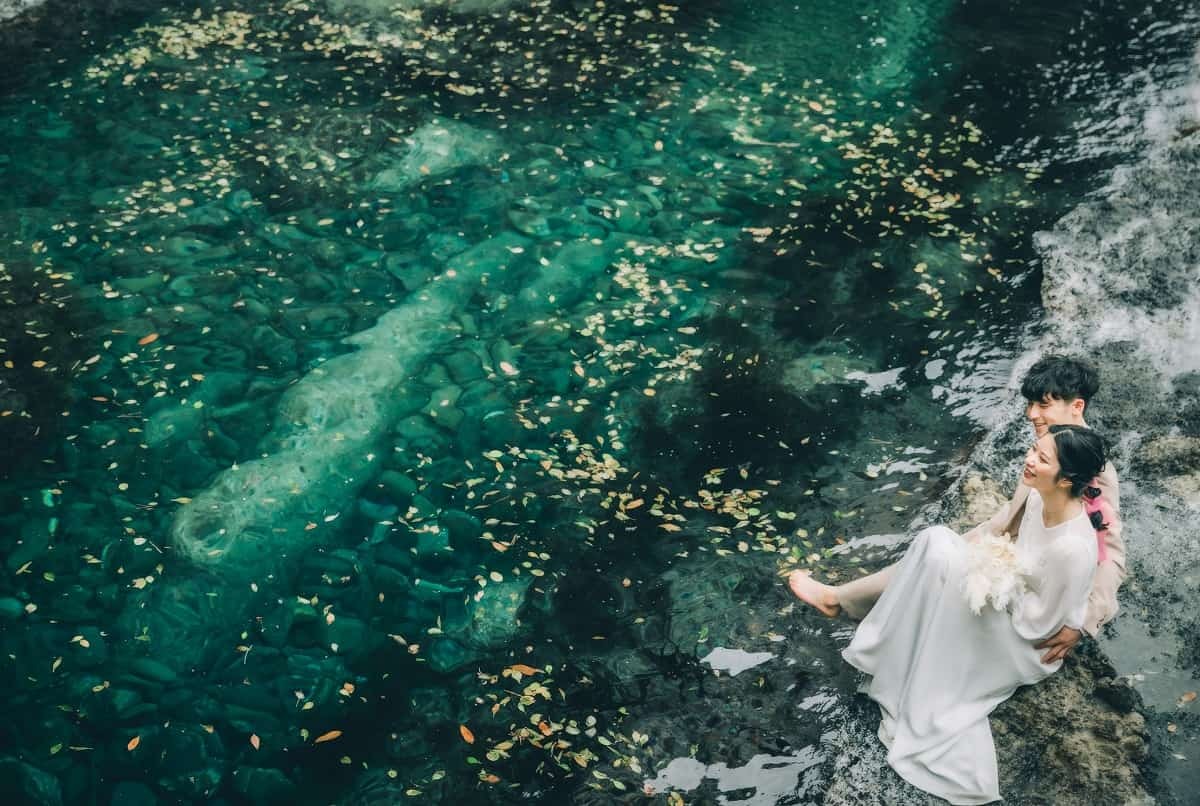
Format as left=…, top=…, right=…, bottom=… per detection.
left=0, top=0, right=1196, bottom=803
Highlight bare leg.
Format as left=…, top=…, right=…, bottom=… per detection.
left=788, top=570, right=841, bottom=618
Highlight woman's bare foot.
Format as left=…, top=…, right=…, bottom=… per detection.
left=788, top=570, right=841, bottom=618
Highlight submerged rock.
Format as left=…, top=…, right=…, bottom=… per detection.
left=0, top=758, right=62, bottom=806
left=368, top=119, right=499, bottom=192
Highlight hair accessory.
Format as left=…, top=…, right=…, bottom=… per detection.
left=1082, top=481, right=1111, bottom=564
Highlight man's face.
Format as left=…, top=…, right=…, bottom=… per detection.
left=1025, top=395, right=1084, bottom=438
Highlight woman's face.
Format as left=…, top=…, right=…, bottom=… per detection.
left=1021, top=432, right=1065, bottom=494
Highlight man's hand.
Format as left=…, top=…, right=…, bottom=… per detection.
left=1035, top=626, right=1082, bottom=664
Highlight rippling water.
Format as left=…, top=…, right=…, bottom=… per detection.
left=0, top=0, right=1196, bottom=803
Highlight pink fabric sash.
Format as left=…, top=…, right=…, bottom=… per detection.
left=1083, top=481, right=1112, bottom=564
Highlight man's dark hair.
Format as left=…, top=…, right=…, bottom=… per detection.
left=1020, top=355, right=1100, bottom=405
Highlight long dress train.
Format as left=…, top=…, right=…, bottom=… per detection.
left=841, top=489, right=1098, bottom=804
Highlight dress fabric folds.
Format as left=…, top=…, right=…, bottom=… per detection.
left=841, top=489, right=1098, bottom=805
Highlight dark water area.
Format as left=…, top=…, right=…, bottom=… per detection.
left=0, top=0, right=1197, bottom=803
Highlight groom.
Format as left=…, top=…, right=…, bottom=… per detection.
left=790, top=355, right=1126, bottom=663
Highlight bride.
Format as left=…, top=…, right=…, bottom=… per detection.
left=795, top=424, right=1107, bottom=805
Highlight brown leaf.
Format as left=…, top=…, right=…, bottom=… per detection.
left=509, top=664, right=540, bottom=676
left=1181, top=691, right=1197, bottom=705
left=314, top=730, right=342, bottom=744
left=459, top=724, right=475, bottom=744
left=537, top=721, right=553, bottom=736
left=137, top=333, right=159, bottom=346
left=249, top=734, right=260, bottom=750
left=126, top=736, right=140, bottom=751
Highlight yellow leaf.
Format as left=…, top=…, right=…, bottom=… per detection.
left=126, top=736, right=140, bottom=751
left=314, top=730, right=342, bottom=744
left=459, top=724, right=475, bottom=744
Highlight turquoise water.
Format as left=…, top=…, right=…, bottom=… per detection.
left=0, top=0, right=1196, bottom=802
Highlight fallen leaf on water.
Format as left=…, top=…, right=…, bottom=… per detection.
left=508, top=664, right=539, bottom=676
left=137, top=333, right=159, bottom=346
left=250, top=734, right=260, bottom=750
left=314, top=730, right=342, bottom=744
left=1180, top=691, right=1197, bottom=705
left=459, top=725, right=475, bottom=744
left=127, top=736, right=140, bottom=751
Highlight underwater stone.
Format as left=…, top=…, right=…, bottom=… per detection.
left=424, top=637, right=479, bottom=674
left=415, top=526, right=452, bottom=562
left=444, top=350, right=485, bottom=384
left=145, top=405, right=204, bottom=447
left=109, top=688, right=144, bottom=720
left=0, top=758, right=63, bottom=806
left=232, top=768, right=297, bottom=803
left=151, top=727, right=223, bottom=799
left=70, top=627, right=108, bottom=669
left=109, top=781, right=157, bottom=806
left=127, top=658, right=178, bottom=684
left=376, top=471, right=417, bottom=506
left=368, top=119, right=500, bottom=192
left=0, top=596, right=24, bottom=621
left=324, top=615, right=372, bottom=659
left=458, top=577, right=531, bottom=651
left=507, top=208, right=551, bottom=236
left=439, top=509, right=482, bottom=546
left=383, top=253, right=432, bottom=291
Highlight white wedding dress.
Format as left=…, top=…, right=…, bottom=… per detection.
left=841, top=489, right=1098, bottom=804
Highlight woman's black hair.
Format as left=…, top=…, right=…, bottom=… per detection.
left=1020, top=355, right=1100, bottom=406
left=1048, top=424, right=1107, bottom=498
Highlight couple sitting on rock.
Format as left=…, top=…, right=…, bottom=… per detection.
left=790, top=355, right=1125, bottom=805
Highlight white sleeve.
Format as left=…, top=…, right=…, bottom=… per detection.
left=1014, top=528, right=1098, bottom=641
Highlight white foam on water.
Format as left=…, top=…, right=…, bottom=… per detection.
left=699, top=646, right=776, bottom=677
left=642, top=747, right=826, bottom=805
left=0, top=0, right=43, bottom=23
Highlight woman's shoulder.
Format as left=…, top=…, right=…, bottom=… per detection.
left=1051, top=510, right=1099, bottom=559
